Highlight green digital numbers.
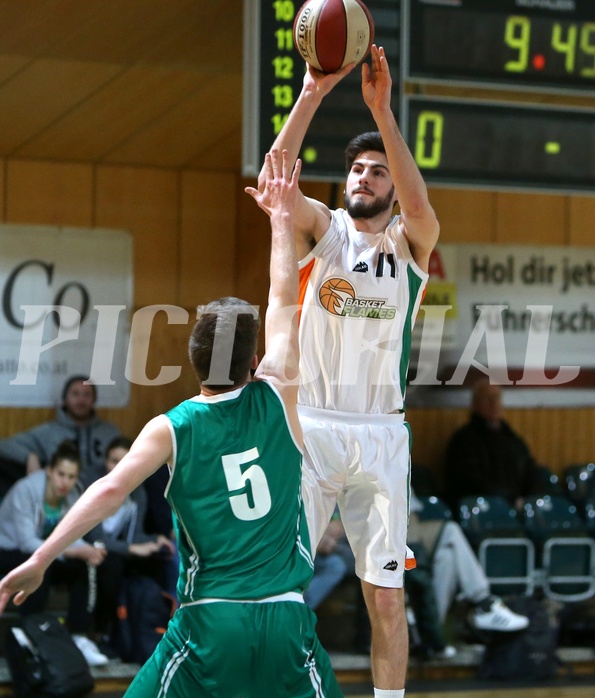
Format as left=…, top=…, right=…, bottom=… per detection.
left=580, top=23, right=595, bottom=77
left=275, top=27, right=293, bottom=51
left=505, top=16, right=530, bottom=72
left=271, top=113, right=289, bottom=135
left=269, top=1, right=297, bottom=137
left=552, top=23, right=577, bottom=72
left=505, top=15, right=595, bottom=78
left=414, top=112, right=444, bottom=169
left=272, top=84, right=293, bottom=108
left=272, top=0, right=294, bottom=22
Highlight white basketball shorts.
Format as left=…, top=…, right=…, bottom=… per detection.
left=299, top=405, right=413, bottom=588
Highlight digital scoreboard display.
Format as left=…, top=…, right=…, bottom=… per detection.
left=244, top=1, right=595, bottom=192
left=403, top=0, right=595, bottom=93
left=402, top=95, right=595, bottom=193
left=243, top=0, right=400, bottom=180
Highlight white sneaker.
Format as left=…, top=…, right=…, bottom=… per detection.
left=472, top=598, right=530, bottom=632
left=72, top=634, right=109, bottom=667
left=434, top=645, right=457, bottom=659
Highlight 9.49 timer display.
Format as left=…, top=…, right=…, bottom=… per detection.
left=404, top=0, right=595, bottom=93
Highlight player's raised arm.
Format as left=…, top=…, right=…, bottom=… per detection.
left=245, top=150, right=301, bottom=402
left=256, top=63, right=354, bottom=256
left=362, top=45, right=439, bottom=270
left=0, top=417, right=172, bottom=613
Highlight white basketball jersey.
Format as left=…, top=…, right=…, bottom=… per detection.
left=297, top=209, right=428, bottom=414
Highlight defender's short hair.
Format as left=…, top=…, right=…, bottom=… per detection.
left=189, top=297, right=260, bottom=389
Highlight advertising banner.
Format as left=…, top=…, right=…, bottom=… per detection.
left=409, top=243, right=595, bottom=408
left=0, top=225, right=133, bottom=407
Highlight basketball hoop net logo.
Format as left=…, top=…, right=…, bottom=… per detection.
left=318, top=277, right=397, bottom=319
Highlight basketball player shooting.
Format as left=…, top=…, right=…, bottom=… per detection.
left=253, top=45, right=440, bottom=698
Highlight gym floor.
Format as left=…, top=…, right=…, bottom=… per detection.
left=84, top=675, right=595, bottom=697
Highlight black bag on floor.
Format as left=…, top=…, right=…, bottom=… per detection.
left=5, top=613, right=95, bottom=697
left=478, top=596, right=559, bottom=681
left=113, top=574, right=177, bottom=664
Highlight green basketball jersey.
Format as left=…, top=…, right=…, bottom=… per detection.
left=164, top=380, right=313, bottom=603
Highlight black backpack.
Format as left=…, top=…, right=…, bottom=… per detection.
left=478, top=596, right=559, bottom=681
left=113, top=575, right=177, bottom=664
left=5, top=613, right=95, bottom=697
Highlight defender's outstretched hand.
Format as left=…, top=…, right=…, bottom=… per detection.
left=245, top=149, right=302, bottom=217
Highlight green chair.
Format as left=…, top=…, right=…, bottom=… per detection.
left=415, top=495, right=452, bottom=522
left=523, top=494, right=595, bottom=602
left=458, top=496, right=535, bottom=596
left=564, top=463, right=595, bottom=513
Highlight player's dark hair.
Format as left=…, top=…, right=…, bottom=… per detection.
left=345, top=131, right=386, bottom=173
left=188, top=297, right=261, bottom=390
left=49, top=440, right=81, bottom=469
left=61, top=375, right=97, bottom=404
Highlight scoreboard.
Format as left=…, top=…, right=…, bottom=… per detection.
left=403, top=0, right=595, bottom=94
left=243, top=0, right=595, bottom=193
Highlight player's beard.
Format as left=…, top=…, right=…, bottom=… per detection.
left=344, top=186, right=395, bottom=220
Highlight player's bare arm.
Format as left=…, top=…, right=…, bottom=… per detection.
left=363, top=45, right=439, bottom=271
left=246, top=150, right=301, bottom=429
left=0, top=416, right=172, bottom=613
left=256, top=63, right=354, bottom=257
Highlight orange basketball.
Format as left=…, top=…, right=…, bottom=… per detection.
left=319, top=278, right=354, bottom=314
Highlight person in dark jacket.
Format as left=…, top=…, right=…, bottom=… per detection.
left=444, top=379, right=541, bottom=510
left=0, top=375, right=120, bottom=490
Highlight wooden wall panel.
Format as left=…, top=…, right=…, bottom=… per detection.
left=6, top=160, right=93, bottom=225
left=94, top=165, right=179, bottom=307
left=494, top=192, right=567, bottom=244
left=0, top=159, right=5, bottom=219
left=568, top=196, right=595, bottom=246
left=2, top=158, right=595, bottom=479
left=429, top=188, right=496, bottom=243
left=179, top=171, right=237, bottom=308
left=236, top=179, right=271, bottom=357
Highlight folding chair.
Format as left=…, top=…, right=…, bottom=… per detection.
left=458, top=496, right=535, bottom=596
left=523, top=494, right=595, bottom=602
left=585, top=495, right=595, bottom=536
left=415, top=495, right=452, bottom=522
left=533, top=464, right=563, bottom=497
left=564, top=463, right=595, bottom=514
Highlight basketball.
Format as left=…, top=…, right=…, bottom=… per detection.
left=319, top=277, right=355, bottom=314
left=293, top=0, right=375, bottom=74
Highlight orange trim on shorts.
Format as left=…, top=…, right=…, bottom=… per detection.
left=298, top=258, right=316, bottom=322
left=405, top=557, right=417, bottom=571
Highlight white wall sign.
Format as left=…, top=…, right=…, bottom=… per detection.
left=408, top=243, right=595, bottom=408
left=0, top=224, right=133, bottom=407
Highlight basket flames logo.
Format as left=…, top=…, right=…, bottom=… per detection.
left=318, top=278, right=397, bottom=319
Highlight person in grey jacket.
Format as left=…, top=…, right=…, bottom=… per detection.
left=92, top=436, right=176, bottom=644
left=0, top=375, right=120, bottom=491
left=0, top=440, right=109, bottom=666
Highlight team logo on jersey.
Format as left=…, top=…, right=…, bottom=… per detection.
left=318, top=277, right=397, bottom=319
left=383, top=560, right=399, bottom=571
